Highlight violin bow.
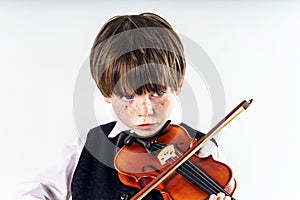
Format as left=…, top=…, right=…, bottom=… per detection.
left=131, top=99, right=253, bottom=200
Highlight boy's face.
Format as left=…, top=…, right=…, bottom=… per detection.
left=105, top=87, right=178, bottom=137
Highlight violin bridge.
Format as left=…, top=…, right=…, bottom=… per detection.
left=157, top=144, right=176, bottom=165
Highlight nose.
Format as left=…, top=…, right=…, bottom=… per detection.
left=135, top=96, right=153, bottom=117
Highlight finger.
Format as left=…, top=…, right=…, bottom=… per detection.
left=216, top=192, right=225, bottom=200
left=209, top=194, right=217, bottom=200
left=224, top=196, right=231, bottom=200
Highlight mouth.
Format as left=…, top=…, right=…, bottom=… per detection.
left=136, top=123, right=156, bottom=130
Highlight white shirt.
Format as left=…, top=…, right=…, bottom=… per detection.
left=16, top=120, right=224, bottom=200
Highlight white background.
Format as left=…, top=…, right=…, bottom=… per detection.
left=1, top=1, right=300, bottom=199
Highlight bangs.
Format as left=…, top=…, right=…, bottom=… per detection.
left=109, top=50, right=182, bottom=96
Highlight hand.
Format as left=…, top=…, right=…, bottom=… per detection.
left=209, top=192, right=231, bottom=200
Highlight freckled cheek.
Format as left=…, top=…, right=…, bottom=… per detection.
left=113, top=101, right=137, bottom=119
left=113, top=106, right=122, bottom=117
left=153, top=98, right=174, bottom=114
left=112, top=102, right=128, bottom=118
left=160, top=99, right=170, bottom=109
left=127, top=104, right=140, bottom=118
left=114, top=105, right=131, bottom=124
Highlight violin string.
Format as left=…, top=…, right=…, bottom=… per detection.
left=151, top=145, right=218, bottom=194
left=171, top=154, right=229, bottom=196
left=151, top=144, right=220, bottom=194
left=151, top=145, right=234, bottom=199
left=176, top=163, right=217, bottom=195
left=179, top=159, right=233, bottom=198
left=171, top=153, right=235, bottom=199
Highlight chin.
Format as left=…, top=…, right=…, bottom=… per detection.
left=135, top=127, right=162, bottom=138
left=133, top=131, right=155, bottom=138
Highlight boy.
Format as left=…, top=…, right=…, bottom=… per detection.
left=72, top=13, right=232, bottom=200
left=19, top=13, right=232, bottom=200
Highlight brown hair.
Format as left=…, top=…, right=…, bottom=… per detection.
left=90, top=13, right=186, bottom=97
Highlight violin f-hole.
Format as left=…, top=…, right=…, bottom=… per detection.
left=142, top=164, right=161, bottom=173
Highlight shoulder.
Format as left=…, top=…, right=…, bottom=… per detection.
left=81, top=121, right=119, bottom=169
left=84, top=121, right=118, bottom=157
left=85, top=121, right=117, bottom=146
left=179, top=122, right=204, bottom=140
left=88, top=121, right=117, bottom=137
left=179, top=122, right=218, bottom=147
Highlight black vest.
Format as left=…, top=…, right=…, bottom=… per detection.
left=71, top=121, right=217, bottom=200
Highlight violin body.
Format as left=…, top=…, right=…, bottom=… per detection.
left=114, top=124, right=236, bottom=200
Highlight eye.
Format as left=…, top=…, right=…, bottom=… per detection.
left=152, top=91, right=165, bottom=98
left=121, top=94, right=134, bottom=101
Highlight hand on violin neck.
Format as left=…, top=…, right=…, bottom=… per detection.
left=209, top=192, right=231, bottom=200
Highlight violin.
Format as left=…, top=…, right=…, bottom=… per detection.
left=114, top=99, right=252, bottom=200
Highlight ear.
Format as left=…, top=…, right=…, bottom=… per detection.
left=104, top=97, right=112, bottom=104
left=176, top=76, right=184, bottom=95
